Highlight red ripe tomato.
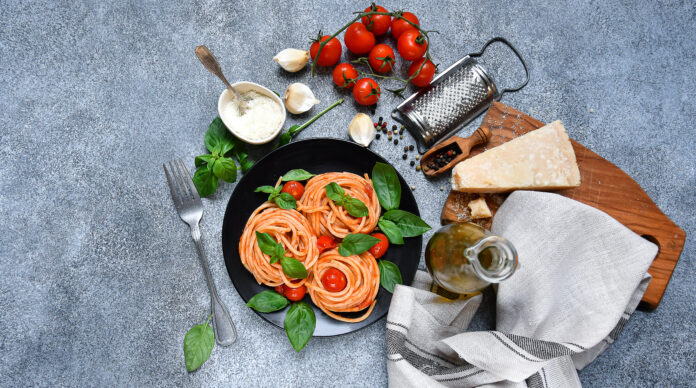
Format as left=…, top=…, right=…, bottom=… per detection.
left=321, top=267, right=347, bottom=292
left=353, top=78, right=380, bottom=106
left=332, top=63, right=359, bottom=89
left=274, top=285, right=285, bottom=296
left=344, top=22, right=375, bottom=55
left=391, top=12, right=420, bottom=40
left=281, top=181, right=304, bottom=200
left=408, top=58, right=436, bottom=87
left=310, top=35, right=342, bottom=67
left=317, top=235, right=337, bottom=252
left=361, top=4, right=391, bottom=36
left=283, top=285, right=306, bottom=301
left=368, top=44, right=395, bottom=74
left=368, top=232, right=389, bottom=258
left=397, top=30, right=427, bottom=61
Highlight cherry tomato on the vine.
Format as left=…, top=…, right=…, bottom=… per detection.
left=321, top=267, right=347, bottom=292
left=332, top=63, right=359, bottom=89
left=408, top=58, right=436, bottom=87
left=310, top=35, right=342, bottom=67
left=361, top=4, right=391, bottom=36
left=283, top=285, right=307, bottom=302
left=368, top=232, right=389, bottom=258
left=317, top=235, right=337, bottom=252
left=368, top=44, right=396, bottom=74
left=344, top=22, right=375, bottom=55
left=391, top=12, right=420, bottom=40
left=353, top=78, right=380, bottom=106
left=281, top=181, right=305, bottom=200
left=397, top=30, right=428, bottom=61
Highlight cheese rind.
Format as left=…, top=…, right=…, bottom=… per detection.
left=451, top=120, right=581, bottom=193
left=468, top=197, right=492, bottom=219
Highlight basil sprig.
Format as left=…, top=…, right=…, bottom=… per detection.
left=284, top=302, right=316, bottom=352
left=255, top=185, right=297, bottom=210
left=192, top=117, right=254, bottom=197
left=325, top=182, right=369, bottom=217
left=275, top=99, right=344, bottom=148
left=255, top=232, right=308, bottom=278
left=338, top=233, right=381, bottom=257
left=377, top=218, right=404, bottom=244
left=282, top=169, right=315, bottom=182
left=183, top=314, right=215, bottom=372
left=372, top=162, right=401, bottom=211
left=378, top=209, right=432, bottom=244
left=378, top=260, right=403, bottom=293
left=246, top=290, right=289, bottom=313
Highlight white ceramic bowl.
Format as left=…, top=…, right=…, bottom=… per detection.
left=217, top=81, right=287, bottom=145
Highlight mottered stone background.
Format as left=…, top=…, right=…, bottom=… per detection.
left=1, top=0, right=694, bottom=386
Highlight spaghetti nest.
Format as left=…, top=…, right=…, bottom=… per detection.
left=306, top=248, right=380, bottom=323
left=238, top=202, right=319, bottom=288
left=298, top=172, right=380, bottom=239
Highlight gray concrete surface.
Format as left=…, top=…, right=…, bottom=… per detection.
left=1, top=0, right=694, bottom=386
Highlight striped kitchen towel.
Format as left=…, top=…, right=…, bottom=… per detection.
left=386, top=191, right=657, bottom=387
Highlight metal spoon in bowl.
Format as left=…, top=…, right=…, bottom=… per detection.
left=195, top=45, right=248, bottom=115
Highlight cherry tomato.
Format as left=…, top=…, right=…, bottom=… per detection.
left=317, top=235, right=337, bottom=252
left=321, top=267, right=347, bottom=292
left=368, top=44, right=396, bottom=74
left=391, top=12, right=420, bottom=40
left=283, top=285, right=307, bottom=302
left=274, top=285, right=285, bottom=296
left=397, top=30, right=427, bottom=61
left=281, top=181, right=305, bottom=200
left=353, top=78, right=380, bottom=106
left=368, top=232, right=389, bottom=258
left=344, top=22, right=375, bottom=55
left=408, top=58, right=436, bottom=87
left=310, top=35, right=342, bottom=67
left=332, top=63, right=359, bottom=89
left=361, top=4, right=391, bottom=36
left=357, top=298, right=373, bottom=310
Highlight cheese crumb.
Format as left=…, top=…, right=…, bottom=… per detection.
left=468, top=197, right=492, bottom=219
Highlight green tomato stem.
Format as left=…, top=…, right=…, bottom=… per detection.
left=291, top=98, right=344, bottom=136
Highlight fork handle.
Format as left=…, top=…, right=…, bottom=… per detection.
left=191, top=224, right=237, bottom=346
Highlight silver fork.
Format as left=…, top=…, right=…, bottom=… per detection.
left=163, top=159, right=237, bottom=346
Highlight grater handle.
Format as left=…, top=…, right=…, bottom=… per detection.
left=470, top=37, right=530, bottom=98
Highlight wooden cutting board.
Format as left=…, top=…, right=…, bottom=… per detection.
left=441, top=102, right=686, bottom=309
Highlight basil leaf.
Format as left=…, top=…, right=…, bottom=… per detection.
left=286, top=124, right=302, bottom=136
left=282, top=169, right=316, bottom=182
left=284, top=302, right=316, bottom=352
left=192, top=166, right=218, bottom=197
left=280, top=256, right=308, bottom=279
left=270, top=244, right=285, bottom=264
left=338, top=233, right=381, bottom=257
left=212, top=157, right=237, bottom=183
left=378, top=218, right=404, bottom=244
left=183, top=319, right=214, bottom=372
left=255, top=186, right=275, bottom=194
left=220, top=141, right=234, bottom=157
left=325, top=182, right=346, bottom=203
left=382, top=209, right=432, bottom=237
left=246, top=290, right=289, bottom=313
left=256, top=232, right=280, bottom=256
left=372, top=162, right=401, bottom=210
left=378, top=259, right=403, bottom=293
left=194, top=154, right=213, bottom=168
left=236, top=151, right=253, bottom=173
left=274, top=192, right=297, bottom=210
left=275, top=132, right=292, bottom=148
left=204, top=117, right=235, bottom=154
left=344, top=197, right=369, bottom=217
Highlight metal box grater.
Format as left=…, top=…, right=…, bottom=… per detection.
left=392, top=37, right=529, bottom=150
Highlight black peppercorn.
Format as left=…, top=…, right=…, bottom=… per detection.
left=404, top=146, right=408, bottom=152
left=410, top=160, right=415, bottom=166
left=392, top=125, right=397, bottom=131
left=409, top=145, right=414, bottom=151
left=376, top=133, right=381, bottom=139
left=402, top=154, right=407, bottom=160
left=378, top=116, right=383, bottom=123
left=394, top=139, right=398, bottom=145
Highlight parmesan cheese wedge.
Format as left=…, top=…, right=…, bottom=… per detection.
left=451, top=120, right=581, bottom=193
left=468, top=197, right=492, bottom=219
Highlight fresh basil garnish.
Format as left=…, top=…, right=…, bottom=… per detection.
left=195, top=154, right=213, bottom=168
left=254, top=185, right=276, bottom=194
left=183, top=315, right=215, bottom=372
left=378, top=218, right=404, bottom=244
left=255, top=184, right=297, bottom=210
left=255, top=231, right=285, bottom=264
left=246, top=290, right=289, bottom=313
left=324, top=182, right=369, bottom=217
left=280, top=257, right=308, bottom=279
left=192, top=167, right=218, bottom=197
left=212, top=156, right=237, bottom=183
left=282, top=169, right=316, bottom=182
left=284, top=302, right=316, bottom=352
left=274, top=99, right=344, bottom=148
left=378, top=259, right=403, bottom=293
left=338, top=233, right=381, bottom=257
left=381, top=209, right=431, bottom=237
left=372, top=162, right=401, bottom=211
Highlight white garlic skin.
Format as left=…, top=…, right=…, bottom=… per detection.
left=273, top=49, right=310, bottom=72
left=348, top=113, right=375, bottom=147
left=284, top=83, right=320, bottom=114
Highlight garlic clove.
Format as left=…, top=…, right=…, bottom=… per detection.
left=284, top=83, right=320, bottom=114
left=273, top=48, right=310, bottom=73
left=348, top=113, right=375, bottom=147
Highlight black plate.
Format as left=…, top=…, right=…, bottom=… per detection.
left=222, top=138, right=422, bottom=336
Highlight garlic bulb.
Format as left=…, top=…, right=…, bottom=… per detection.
left=273, top=48, right=310, bottom=72
left=348, top=113, right=375, bottom=147
left=284, top=83, right=320, bottom=114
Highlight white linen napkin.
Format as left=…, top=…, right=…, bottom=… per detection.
left=386, top=191, right=658, bottom=387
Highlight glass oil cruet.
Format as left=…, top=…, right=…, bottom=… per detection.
left=425, top=222, right=518, bottom=294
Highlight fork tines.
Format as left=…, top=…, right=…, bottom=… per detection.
left=163, top=159, right=200, bottom=208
